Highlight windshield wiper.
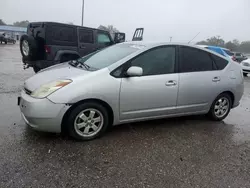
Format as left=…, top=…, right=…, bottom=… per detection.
left=69, top=60, right=90, bottom=70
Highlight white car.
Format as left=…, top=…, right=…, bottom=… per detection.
left=240, top=58, right=250, bottom=77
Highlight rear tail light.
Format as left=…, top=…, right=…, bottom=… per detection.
left=232, top=56, right=238, bottom=62
left=44, top=45, right=51, bottom=54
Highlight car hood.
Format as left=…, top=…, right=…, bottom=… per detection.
left=24, top=63, right=91, bottom=91
left=242, top=58, right=250, bottom=63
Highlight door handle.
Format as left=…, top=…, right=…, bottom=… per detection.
left=212, top=77, right=221, bottom=82
left=166, top=80, right=177, bottom=86
left=80, top=45, right=86, bottom=49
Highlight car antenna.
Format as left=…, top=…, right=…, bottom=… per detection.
left=188, top=32, right=200, bottom=44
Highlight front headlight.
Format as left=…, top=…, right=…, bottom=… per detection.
left=31, top=79, right=72, bottom=98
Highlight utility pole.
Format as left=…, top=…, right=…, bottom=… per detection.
left=81, top=0, right=84, bottom=26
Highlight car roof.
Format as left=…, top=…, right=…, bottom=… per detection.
left=120, top=42, right=229, bottom=59
left=123, top=41, right=211, bottom=48
left=29, top=22, right=110, bottom=33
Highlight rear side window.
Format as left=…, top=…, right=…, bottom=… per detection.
left=97, top=33, right=111, bottom=43
left=179, top=46, right=213, bottom=73
left=79, top=29, right=93, bottom=43
left=211, top=54, right=228, bottom=70
left=46, top=25, right=77, bottom=46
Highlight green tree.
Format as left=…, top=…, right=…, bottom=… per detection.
left=98, top=25, right=119, bottom=33
left=196, top=36, right=225, bottom=47
left=239, top=41, right=250, bottom=53
left=225, top=41, right=238, bottom=51
left=13, top=20, right=29, bottom=27
left=0, top=19, right=6, bottom=25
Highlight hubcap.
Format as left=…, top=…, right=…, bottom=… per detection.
left=74, top=108, right=104, bottom=138
left=214, top=97, right=229, bottom=118
left=22, top=40, right=29, bottom=56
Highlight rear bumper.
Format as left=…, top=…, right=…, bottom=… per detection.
left=22, top=58, right=57, bottom=69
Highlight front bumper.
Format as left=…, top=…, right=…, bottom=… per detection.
left=19, top=90, right=70, bottom=133
left=241, top=63, right=250, bottom=73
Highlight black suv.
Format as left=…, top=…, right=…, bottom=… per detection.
left=20, top=22, right=143, bottom=72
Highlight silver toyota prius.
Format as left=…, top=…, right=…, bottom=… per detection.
left=18, top=42, right=244, bottom=140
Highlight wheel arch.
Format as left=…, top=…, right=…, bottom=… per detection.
left=54, top=50, right=80, bottom=61
left=216, top=91, right=235, bottom=107
left=61, top=98, right=114, bottom=134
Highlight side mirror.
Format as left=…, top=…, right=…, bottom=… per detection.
left=114, top=32, right=125, bottom=43
left=126, top=66, right=143, bottom=77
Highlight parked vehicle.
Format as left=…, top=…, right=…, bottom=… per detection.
left=233, top=52, right=247, bottom=62
left=197, top=45, right=229, bottom=57
left=0, top=32, right=16, bottom=44
left=198, top=45, right=239, bottom=62
left=240, top=58, right=250, bottom=77
left=18, top=42, right=244, bottom=140
left=20, top=22, right=143, bottom=73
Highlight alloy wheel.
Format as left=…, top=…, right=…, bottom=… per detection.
left=74, top=108, right=104, bottom=138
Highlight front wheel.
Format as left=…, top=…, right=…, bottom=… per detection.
left=243, top=73, right=248, bottom=77
left=208, top=93, right=232, bottom=121
left=67, top=102, right=110, bottom=140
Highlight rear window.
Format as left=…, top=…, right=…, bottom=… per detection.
left=211, top=54, right=228, bottom=70
left=223, top=49, right=234, bottom=56
left=235, top=53, right=241, bottom=56
left=78, top=44, right=143, bottom=70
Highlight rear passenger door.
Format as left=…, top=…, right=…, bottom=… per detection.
left=78, top=28, right=97, bottom=56
left=95, top=31, right=113, bottom=50
left=176, top=46, right=224, bottom=113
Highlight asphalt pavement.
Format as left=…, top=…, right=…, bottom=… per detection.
left=0, top=43, right=249, bottom=188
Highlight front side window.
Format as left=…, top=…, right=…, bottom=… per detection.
left=179, top=46, right=214, bottom=73
left=97, top=33, right=111, bottom=43
left=129, top=46, right=176, bottom=76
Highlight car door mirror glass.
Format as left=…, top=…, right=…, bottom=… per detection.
left=126, top=66, right=143, bottom=77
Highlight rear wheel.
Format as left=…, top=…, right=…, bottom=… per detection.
left=67, top=102, right=110, bottom=140
left=243, top=73, right=248, bottom=77
left=20, top=35, right=38, bottom=61
left=208, top=93, right=232, bottom=121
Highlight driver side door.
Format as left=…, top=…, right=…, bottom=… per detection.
left=119, top=46, right=179, bottom=122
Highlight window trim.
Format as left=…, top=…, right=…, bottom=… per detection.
left=110, top=45, right=178, bottom=78
left=177, top=45, right=218, bottom=73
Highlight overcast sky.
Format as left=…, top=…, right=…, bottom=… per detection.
left=1, top=0, right=250, bottom=43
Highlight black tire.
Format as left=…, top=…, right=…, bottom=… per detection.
left=243, top=73, right=248, bottom=77
left=20, top=34, right=38, bottom=60
left=67, top=102, right=110, bottom=141
left=13, top=40, right=16, bottom=44
left=5, top=41, right=7, bottom=44
left=208, top=93, right=232, bottom=121
left=33, top=66, right=41, bottom=73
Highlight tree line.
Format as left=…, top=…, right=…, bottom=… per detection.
left=196, top=36, right=250, bottom=53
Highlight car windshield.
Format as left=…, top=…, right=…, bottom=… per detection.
left=223, top=49, right=234, bottom=56
left=77, top=44, right=144, bottom=70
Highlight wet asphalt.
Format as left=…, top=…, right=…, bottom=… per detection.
left=0, top=44, right=249, bottom=188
